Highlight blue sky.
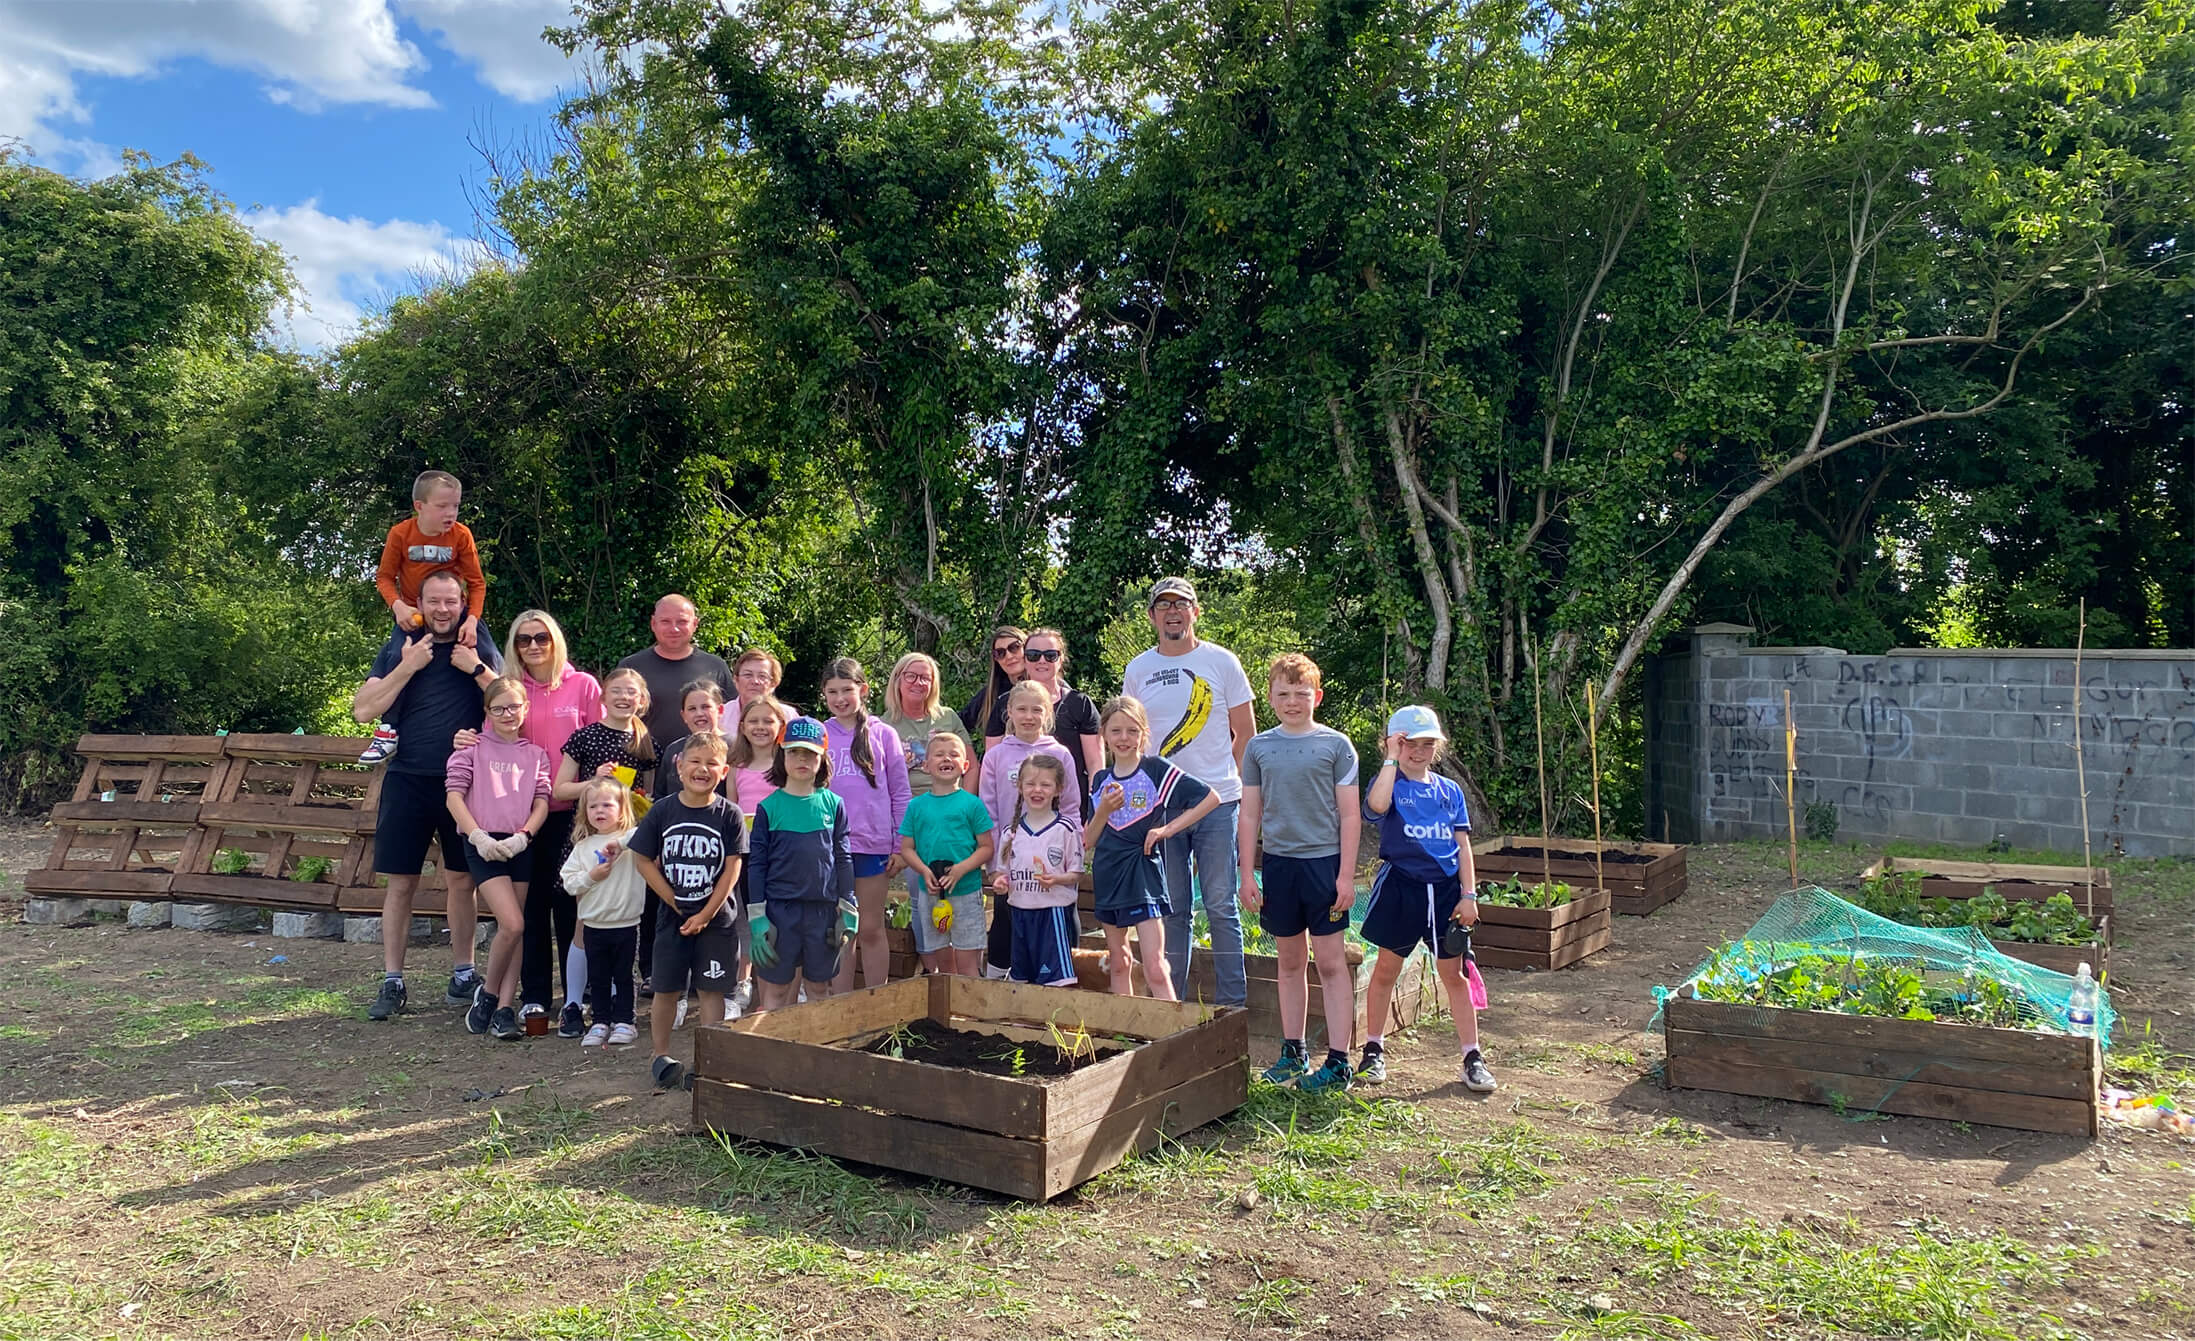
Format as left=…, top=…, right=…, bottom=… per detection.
left=2, top=0, right=584, bottom=348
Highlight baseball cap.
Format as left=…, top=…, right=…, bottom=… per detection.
left=1386, top=705, right=1447, bottom=741
left=1148, top=576, right=1197, bottom=607
left=782, top=716, right=828, bottom=754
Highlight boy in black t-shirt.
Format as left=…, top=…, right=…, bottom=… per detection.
left=628, top=730, right=747, bottom=1090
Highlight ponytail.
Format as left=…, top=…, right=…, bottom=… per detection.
left=604, top=667, right=657, bottom=765
left=823, top=657, right=879, bottom=786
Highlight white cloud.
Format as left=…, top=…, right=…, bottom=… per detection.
left=396, top=0, right=584, bottom=101
left=247, top=201, right=481, bottom=349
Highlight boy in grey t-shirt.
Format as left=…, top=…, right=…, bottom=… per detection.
left=1237, top=653, right=1362, bottom=1092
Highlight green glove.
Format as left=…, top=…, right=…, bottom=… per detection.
left=828, top=896, right=858, bottom=950
left=747, top=901, right=777, bottom=969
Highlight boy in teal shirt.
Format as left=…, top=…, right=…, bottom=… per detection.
left=897, top=732, right=995, bottom=976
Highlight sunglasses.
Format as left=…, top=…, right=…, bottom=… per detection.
left=993, top=643, right=1024, bottom=660
left=1024, top=648, right=1062, bottom=663
left=513, top=632, right=552, bottom=648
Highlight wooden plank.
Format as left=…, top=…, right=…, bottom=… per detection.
left=691, top=1078, right=1049, bottom=1200
left=1044, top=1009, right=1248, bottom=1140
left=718, top=978, right=931, bottom=1046
left=1476, top=925, right=1613, bottom=972
left=220, top=733, right=382, bottom=762
left=74, top=734, right=230, bottom=758
left=25, top=868, right=174, bottom=896
left=1612, top=883, right=1684, bottom=916
left=1865, top=858, right=2112, bottom=912
left=695, top=1027, right=1046, bottom=1139
left=1664, top=1026, right=2093, bottom=1101
left=196, top=802, right=377, bottom=835
left=337, top=883, right=449, bottom=916
left=1664, top=1053, right=2097, bottom=1137
left=1042, top=1061, right=1249, bottom=1198
left=51, top=800, right=202, bottom=825
left=1993, top=937, right=2108, bottom=980
left=946, top=975, right=1224, bottom=1040
left=169, top=873, right=339, bottom=909
left=1664, top=995, right=2096, bottom=1069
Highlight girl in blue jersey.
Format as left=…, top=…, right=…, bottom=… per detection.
left=1357, top=705, right=1496, bottom=1093
left=1088, top=695, right=1219, bottom=1000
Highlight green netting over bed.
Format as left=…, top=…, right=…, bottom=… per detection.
left=1653, top=885, right=2115, bottom=1047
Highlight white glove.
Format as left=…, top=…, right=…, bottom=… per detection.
left=501, top=831, right=530, bottom=861
left=469, top=829, right=502, bottom=860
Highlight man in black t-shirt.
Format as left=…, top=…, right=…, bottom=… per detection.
left=354, top=570, right=505, bottom=1021
left=616, top=594, right=733, bottom=754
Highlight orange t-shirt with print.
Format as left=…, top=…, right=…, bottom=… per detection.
left=375, top=517, right=486, bottom=618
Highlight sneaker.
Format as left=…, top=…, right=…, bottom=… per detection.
left=1461, top=1050, right=1497, bottom=1094
left=982, top=961, right=1012, bottom=980
left=651, top=1055, right=686, bottom=1090
left=367, top=976, right=406, bottom=1020
left=490, top=1006, right=523, bottom=1040
left=723, top=996, right=743, bottom=1023
left=520, top=1002, right=547, bottom=1020
left=1259, top=1048, right=1309, bottom=1085
left=445, top=969, right=481, bottom=1005
left=357, top=722, right=399, bottom=764
left=465, top=986, right=496, bottom=1035
left=1355, top=1045, right=1388, bottom=1085
left=732, top=978, right=754, bottom=1012
left=581, top=1024, right=610, bottom=1047
left=638, top=974, right=654, bottom=997
left=558, top=1003, right=585, bottom=1038
left=1298, top=1054, right=1354, bottom=1094
left=608, top=1023, right=638, bottom=1046
left=674, top=996, right=690, bottom=1029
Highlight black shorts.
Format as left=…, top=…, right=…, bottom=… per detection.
left=651, top=903, right=739, bottom=995
left=1359, top=865, right=1467, bottom=959
left=1258, top=853, right=1348, bottom=939
left=462, top=832, right=526, bottom=886
left=753, top=900, right=842, bottom=986
left=374, top=769, right=467, bottom=877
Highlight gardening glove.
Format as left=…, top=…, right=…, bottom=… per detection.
left=747, top=902, right=777, bottom=969
left=501, top=831, right=530, bottom=860
left=469, top=829, right=502, bottom=861
left=828, top=896, right=858, bottom=950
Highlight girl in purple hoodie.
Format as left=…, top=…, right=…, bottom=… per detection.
left=978, top=680, right=1079, bottom=978
left=820, top=657, right=912, bottom=992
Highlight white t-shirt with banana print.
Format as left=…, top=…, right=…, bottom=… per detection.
left=1123, top=641, right=1254, bottom=804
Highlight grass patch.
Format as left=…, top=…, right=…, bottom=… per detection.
left=1232, top=1272, right=1310, bottom=1326
left=105, top=981, right=353, bottom=1052
left=2107, top=1027, right=2195, bottom=1105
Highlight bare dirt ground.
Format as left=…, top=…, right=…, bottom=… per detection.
left=3, top=813, right=2191, bottom=1340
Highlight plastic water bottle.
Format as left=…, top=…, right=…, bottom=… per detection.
left=2068, top=963, right=2099, bottom=1038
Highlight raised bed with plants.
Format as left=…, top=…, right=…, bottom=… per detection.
left=1472, top=877, right=1612, bottom=972
left=1859, top=855, right=2111, bottom=915
left=1855, top=867, right=2108, bottom=979
left=692, top=975, right=1247, bottom=1200
left=1472, top=837, right=1686, bottom=916
left=1664, top=939, right=2103, bottom=1137
left=1063, top=927, right=1441, bottom=1044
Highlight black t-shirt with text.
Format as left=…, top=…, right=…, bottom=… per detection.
left=627, top=793, right=749, bottom=909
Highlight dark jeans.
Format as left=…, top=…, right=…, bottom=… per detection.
left=986, top=892, right=1013, bottom=972
left=583, top=924, right=638, bottom=1026
left=519, top=808, right=578, bottom=1009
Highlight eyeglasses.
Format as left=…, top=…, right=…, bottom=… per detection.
left=487, top=703, right=525, bottom=717
left=513, top=632, right=552, bottom=647
left=1151, top=599, right=1193, bottom=613
left=1024, top=648, right=1063, bottom=663
left=993, top=643, right=1023, bottom=660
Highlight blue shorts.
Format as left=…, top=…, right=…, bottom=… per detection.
left=754, top=900, right=843, bottom=985
left=1359, top=866, right=1467, bottom=959
left=1009, top=905, right=1078, bottom=986
left=1257, top=853, right=1348, bottom=939
left=852, top=853, right=891, bottom=879
left=1094, top=899, right=1168, bottom=929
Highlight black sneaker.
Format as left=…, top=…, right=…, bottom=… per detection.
left=557, top=1003, right=585, bottom=1038
left=1461, top=1049, right=1498, bottom=1094
left=367, top=977, right=406, bottom=1020
left=1355, top=1045, right=1388, bottom=1085
left=651, top=1055, right=686, bottom=1091
left=465, top=986, right=496, bottom=1035
left=490, top=1006, right=523, bottom=1040
left=445, top=969, right=481, bottom=1005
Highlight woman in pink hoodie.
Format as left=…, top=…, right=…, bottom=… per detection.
left=977, top=680, right=1079, bottom=978
left=820, top=657, right=912, bottom=991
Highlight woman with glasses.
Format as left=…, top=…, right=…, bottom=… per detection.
left=960, top=625, right=1028, bottom=744
left=505, top=609, right=603, bottom=1034
left=993, top=628, right=1102, bottom=819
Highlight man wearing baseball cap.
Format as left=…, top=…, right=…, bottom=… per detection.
left=1122, top=576, right=1257, bottom=1006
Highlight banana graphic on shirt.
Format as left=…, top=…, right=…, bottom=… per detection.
left=1158, top=673, right=1213, bottom=756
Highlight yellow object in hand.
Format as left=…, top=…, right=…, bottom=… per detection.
left=610, top=764, right=637, bottom=788
left=931, top=899, right=954, bottom=932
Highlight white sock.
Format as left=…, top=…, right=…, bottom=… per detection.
left=564, top=942, right=587, bottom=1008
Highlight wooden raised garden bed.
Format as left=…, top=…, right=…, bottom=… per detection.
left=1185, top=946, right=1439, bottom=1047
left=1472, top=837, right=1685, bottom=916
left=1663, top=990, right=2100, bottom=1137
left=692, top=975, right=1248, bottom=1200
left=1860, top=857, right=2111, bottom=980
left=1473, top=887, right=1612, bottom=972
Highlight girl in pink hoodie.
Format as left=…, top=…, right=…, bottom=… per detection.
left=978, top=680, right=1079, bottom=977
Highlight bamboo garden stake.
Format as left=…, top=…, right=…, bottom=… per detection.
left=1586, top=680, right=1605, bottom=895
left=1784, top=688, right=1799, bottom=891
left=2073, top=599, right=2094, bottom=921
left=1530, top=631, right=1552, bottom=893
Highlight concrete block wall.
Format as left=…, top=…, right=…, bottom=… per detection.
left=1646, top=626, right=2195, bottom=857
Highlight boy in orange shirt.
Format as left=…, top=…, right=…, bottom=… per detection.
left=361, top=470, right=496, bottom=763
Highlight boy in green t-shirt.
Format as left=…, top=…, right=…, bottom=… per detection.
left=897, top=732, right=996, bottom=977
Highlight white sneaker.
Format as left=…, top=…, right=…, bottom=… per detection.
left=732, top=979, right=754, bottom=1011
left=581, top=1023, right=610, bottom=1047
left=357, top=723, right=399, bottom=764
left=674, top=997, right=690, bottom=1029
left=723, top=997, right=743, bottom=1023
left=607, top=1023, right=638, bottom=1046
left=982, top=961, right=1012, bottom=980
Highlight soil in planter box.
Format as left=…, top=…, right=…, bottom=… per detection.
left=857, top=1018, right=1124, bottom=1079
left=1490, top=844, right=1655, bottom=865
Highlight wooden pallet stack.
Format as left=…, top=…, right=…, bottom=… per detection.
left=25, top=736, right=228, bottom=902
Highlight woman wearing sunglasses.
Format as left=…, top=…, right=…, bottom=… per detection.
left=959, top=625, right=1028, bottom=744
left=505, top=609, right=604, bottom=1034
left=988, top=628, right=1102, bottom=819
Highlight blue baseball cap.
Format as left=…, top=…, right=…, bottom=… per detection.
left=782, top=716, right=829, bottom=754
left=1386, top=705, right=1446, bottom=741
